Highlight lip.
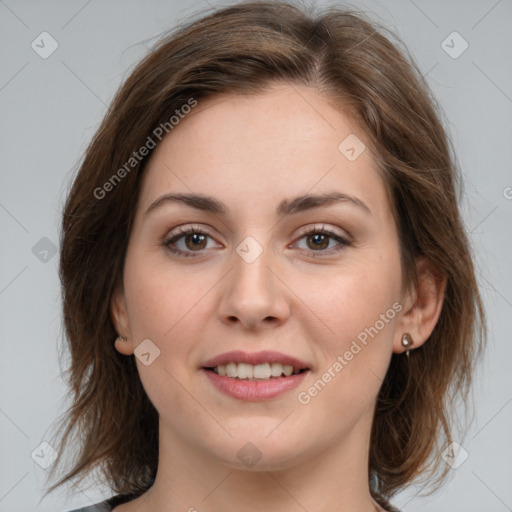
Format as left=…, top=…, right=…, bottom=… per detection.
left=202, top=350, right=310, bottom=370
left=202, top=367, right=309, bottom=401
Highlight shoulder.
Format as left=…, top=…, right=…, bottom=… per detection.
left=65, top=498, right=112, bottom=511
left=65, top=492, right=139, bottom=512
left=381, top=500, right=402, bottom=512
left=373, top=492, right=402, bottom=512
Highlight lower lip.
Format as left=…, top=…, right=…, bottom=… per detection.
left=202, top=368, right=309, bottom=401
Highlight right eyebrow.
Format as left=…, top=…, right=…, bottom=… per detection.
left=145, top=193, right=226, bottom=216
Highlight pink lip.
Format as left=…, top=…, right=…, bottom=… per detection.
left=202, top=350, right=310, bottom=370
left=202, top=368, right=309, bottom=401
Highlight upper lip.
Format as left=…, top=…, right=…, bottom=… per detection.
left=202, top=350, right=310, bottom=370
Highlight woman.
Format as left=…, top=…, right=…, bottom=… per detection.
left=45, top=1, right=485, bottom=511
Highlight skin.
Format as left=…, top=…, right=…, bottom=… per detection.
left=110, top=83, right=445, bottom=512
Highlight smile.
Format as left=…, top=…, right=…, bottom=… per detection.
left=201, top=350, right=311, bottom=400
left=209, top=362, right=305, bottom=380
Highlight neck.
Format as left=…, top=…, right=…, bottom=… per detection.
left=135, top=410, right=381, bottom=512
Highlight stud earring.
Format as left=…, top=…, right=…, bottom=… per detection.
left=116, top=335, right=127, bottom=343
left=401, top=332, right=414, bottom=357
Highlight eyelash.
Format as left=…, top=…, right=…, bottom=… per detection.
left=163, top=225, right=351, bottom=259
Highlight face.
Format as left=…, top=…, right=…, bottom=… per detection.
left=112, top=83, right=408, bottom=471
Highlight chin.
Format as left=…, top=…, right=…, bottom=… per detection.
left=211, top=434, right=315, bottom=473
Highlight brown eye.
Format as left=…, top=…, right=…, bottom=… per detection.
left=306, top=233, right=331, bottom=251
left=184, top=233, right=207, bottom=250
left=164, top=227, right=219, bottom=257
left=293, top=226, right=351, bottom=258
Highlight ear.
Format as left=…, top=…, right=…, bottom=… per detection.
left=393, top=257, right=446, bottom=354
left=110, top=284, right=134, bottom=355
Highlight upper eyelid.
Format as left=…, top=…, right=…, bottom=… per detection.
left=164, top=224, right=350, bottom=253
left=165, top=224, right=219, bottom=242
left=294, top=223, right=348, bottom=239
left=165, top=223, right=349, bottom=242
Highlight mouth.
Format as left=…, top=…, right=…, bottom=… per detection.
left=201, top=350, right=311, bottom=381
left=201, top=350, right=310, bottom=400
left=204, top=362, right=309, bottom=381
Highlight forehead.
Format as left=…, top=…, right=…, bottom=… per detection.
left=138, top=84, right=389, bottom=221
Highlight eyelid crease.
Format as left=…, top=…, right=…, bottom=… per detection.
left=294, top=223, right=350, bottom=241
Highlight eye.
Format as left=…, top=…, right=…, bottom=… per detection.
left=163, top=226, right=220, bottom=257
left=163, top=224, right=351, bottom=259
left=292, top=224, right=351, bottom=257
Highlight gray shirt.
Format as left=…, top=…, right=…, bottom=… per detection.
left=67, top=492, right=403, bottom=511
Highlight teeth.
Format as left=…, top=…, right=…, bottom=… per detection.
left=226, top=362, right=237, bottom=378
left=237, top=363, right=253, bottom=379
left=212, top=362, right=303, bottom=380
left=270, top=362, right=283, bottom=377
left=253, top=363, right=271, bottom=379
left=283, top=365, right=293, bottom=377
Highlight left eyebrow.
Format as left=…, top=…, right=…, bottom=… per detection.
left=277, top=192, right=372, bottom=216
left=144, top=191, right=372, bottom=217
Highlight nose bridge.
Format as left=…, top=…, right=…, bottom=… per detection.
left=232, top=234, right=274, bottom=301
left=218, top=234, right=288, bottom=327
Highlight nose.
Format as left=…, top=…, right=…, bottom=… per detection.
left=217, top=239, right=290, bottom=331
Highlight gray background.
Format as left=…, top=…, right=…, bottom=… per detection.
left=0, top=0, right=511, bottom=511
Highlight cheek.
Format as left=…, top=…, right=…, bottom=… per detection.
left=293, top=248, right=402, bottom=412
left=123, top=249, right=216, bottom=341
left=121, top=254, right=215, bottom=426
left=294, top=273, right=401, bottom=421
left=302, top=254, right=402, bottom=348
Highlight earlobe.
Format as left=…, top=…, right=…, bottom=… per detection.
left=394, top=257, right=446, bottom=354
left=114, top=335, right=134, bottom=355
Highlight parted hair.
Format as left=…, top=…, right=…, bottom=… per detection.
left=45, top=0, right=485, bottom=502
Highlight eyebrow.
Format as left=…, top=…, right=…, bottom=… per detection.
left=144, top=191, right=372, bottom=217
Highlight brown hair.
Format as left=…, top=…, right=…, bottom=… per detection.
left=45, top=0, right=486, bottom=502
